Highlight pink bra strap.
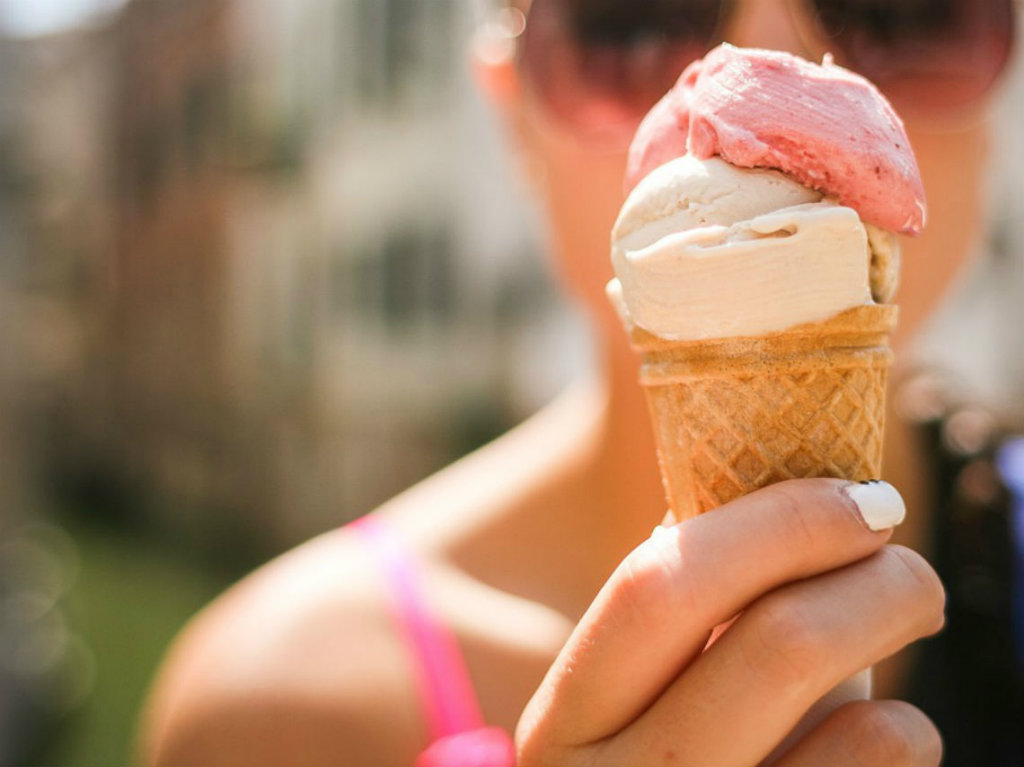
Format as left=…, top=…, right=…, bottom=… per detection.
left=350, top=516, right=485, bottom=741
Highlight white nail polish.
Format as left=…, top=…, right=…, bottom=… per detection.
left=843, top=480, right=906, bottom=531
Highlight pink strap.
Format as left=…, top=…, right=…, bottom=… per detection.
left=350, top=516, right=485, bottom=741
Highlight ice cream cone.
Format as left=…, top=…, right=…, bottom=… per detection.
left=628, top=304, right=898, bottom=521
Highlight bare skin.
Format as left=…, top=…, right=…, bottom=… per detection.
left=140, top=1, right=996, bottom=765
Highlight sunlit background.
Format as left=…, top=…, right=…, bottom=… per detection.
left=0, top=0, right=1022, bottom=765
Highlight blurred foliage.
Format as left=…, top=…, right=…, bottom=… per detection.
left=28, top=510, right=244, bottom=767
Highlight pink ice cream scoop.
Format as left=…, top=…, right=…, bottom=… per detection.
left=625, top=44, right=926, bottom=234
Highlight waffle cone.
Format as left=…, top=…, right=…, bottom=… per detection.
left=629, top=304, right=898, bottom=521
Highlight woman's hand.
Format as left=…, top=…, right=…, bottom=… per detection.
left=516, top=479, right=945, bottom=766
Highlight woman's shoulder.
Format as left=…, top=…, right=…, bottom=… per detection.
left=140, top=528, right=428, bottom=766
left=140, top=386, right=598, bottom=765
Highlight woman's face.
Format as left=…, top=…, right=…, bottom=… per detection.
left=477, top=0, right=997, bottom=348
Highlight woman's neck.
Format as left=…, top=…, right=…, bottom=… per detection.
left=586, top=328, right=671, bottom=562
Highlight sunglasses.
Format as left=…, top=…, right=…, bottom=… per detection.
left=479, top=0, right=1017, bottom=144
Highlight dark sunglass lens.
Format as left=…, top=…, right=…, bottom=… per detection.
left=815, top=0, right=953, bottom=43
left=521, top=0, right=724, bottom=141
left=811, top=0, right=1014, bottom=113
left=567, top=0, right=722, bottom=47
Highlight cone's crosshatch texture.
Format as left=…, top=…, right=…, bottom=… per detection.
left=631, top=304, right=898, bottom=520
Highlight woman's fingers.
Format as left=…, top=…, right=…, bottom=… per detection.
left=614, top=545, right=945, bottom=766
left=517, top=478, right=904, bottom=756
left=771, top=700, right=943, bottom=767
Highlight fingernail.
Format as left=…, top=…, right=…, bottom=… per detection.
left=842, top=480, right=906, bottom=531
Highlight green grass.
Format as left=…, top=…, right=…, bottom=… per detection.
left=35, top=519, right=239, bottom=767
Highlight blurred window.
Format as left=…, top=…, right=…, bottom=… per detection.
left=345, top=219, right=458, bottom=332
left=183, top=74, right=224, bottom=174
left=132, top=121, right=164, bottom=205
left=424, top=227, right=455, bottom=324
left=381, top=228, right=418, bottom=327
left=351, top=0, right=456, bottom=111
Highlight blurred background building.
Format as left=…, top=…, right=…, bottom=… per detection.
left=2, top=0, right=582, bottom=763
left=19, top=0, right=580, bottom=550
left=0, top=0, right=1021, bottom=764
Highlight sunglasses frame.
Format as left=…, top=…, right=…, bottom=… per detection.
left=475, top=0, right=1019, bottom=142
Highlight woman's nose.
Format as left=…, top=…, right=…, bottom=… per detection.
left=723, top=0, right=813, bottom=58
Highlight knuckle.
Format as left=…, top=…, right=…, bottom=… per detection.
left=762, top=482, right=823, bottom=551
left=917, top=711, right=945, bottom=766
left=613, top=524, right=709, bottom=634
left=743, top=595, right=826, bottom=683
left=515, top=714, right=576, bottom=767
left=882, top=545, right=947, bottom=633
left=616, top=539, right=681, bottom=619
left=906, top=706, right=945, bottom=767
left=513, top=705, right=543, bottom=764
left=515, top=734, right=541, bottom=766
left=837, top=701, right=942, bottom=767
left=515, top=738, right=573, bottom=767
left=517, top=720, right=611, bottom=767
left=846, top=702, right=913, bottom=765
